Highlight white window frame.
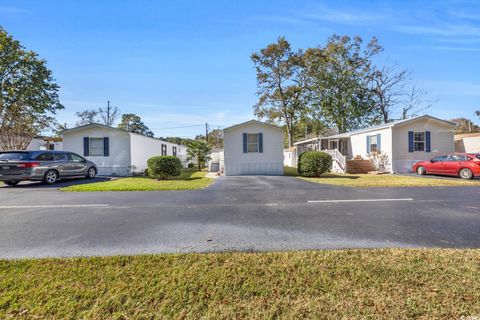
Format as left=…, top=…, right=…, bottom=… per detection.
left=247, top=133, right=259, bottom=153
left=413, top=132, right=425, bottom=152
left=89, top=138, right=105, bottom=156
left=369, top=135, right=378, bottom=153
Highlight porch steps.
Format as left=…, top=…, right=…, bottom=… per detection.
left=346, top=160, right=374, bottom=174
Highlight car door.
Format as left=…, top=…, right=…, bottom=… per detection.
left=54, top=152, right=73, bottom=176
left=67, top=153, right=89, bottom=175
left=427, top=155, right=449, bottom=174
left=443, top=154, right=467, bottom=176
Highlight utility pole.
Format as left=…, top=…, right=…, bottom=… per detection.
left=107, top=100, right=111, bottom=126
left=205, top=122, right=209, bottom=142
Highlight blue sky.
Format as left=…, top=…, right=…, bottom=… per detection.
left=1, top=0, right=479, bottom=137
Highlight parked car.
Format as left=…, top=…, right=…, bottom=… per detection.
left=0, top=151, right=97, bottom=186
left=413, top=153, right=480, bottom=179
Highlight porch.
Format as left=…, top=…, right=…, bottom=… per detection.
left=294, top=136, right=373, bottom=173
left=295, top=137, right=350, bottom=158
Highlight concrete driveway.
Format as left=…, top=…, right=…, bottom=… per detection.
left=0, top=176, right=479, bottom=258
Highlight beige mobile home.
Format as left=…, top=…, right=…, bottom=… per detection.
left=294, top=115, right=456, bottom=173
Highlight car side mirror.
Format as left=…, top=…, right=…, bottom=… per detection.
left=430, top=159, right=435, bottom=163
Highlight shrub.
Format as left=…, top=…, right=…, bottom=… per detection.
left=147, top=156, right=182, bottom=180
left=297, top=152, right=306, bottom=175
left=298, top=151, right=332, bottom=177
left=187, top=162, right=195, bottom=168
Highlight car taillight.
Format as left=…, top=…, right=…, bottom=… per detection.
left=18, top=162, right=40, bottom=168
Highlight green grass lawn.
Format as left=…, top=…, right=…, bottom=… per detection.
left=301, top=173, right=480, bottom=187
left=1, top=249, right=478, bottom=319
left=62, top=170, right=213, bottom=191
left=285, top=166, right=480, bottom=187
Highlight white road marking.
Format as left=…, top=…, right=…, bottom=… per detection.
left=307, top=198, right=414, bottom=203
left=0, top=204, right=110, bottom=209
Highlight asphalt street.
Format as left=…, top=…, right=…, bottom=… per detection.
left=0, top=176, right=479, bottom=258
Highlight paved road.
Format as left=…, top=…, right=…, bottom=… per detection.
left=0, top=176, right=479, bottom=258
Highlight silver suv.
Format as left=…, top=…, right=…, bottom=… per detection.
left=0, top=151, right=97, bottom=186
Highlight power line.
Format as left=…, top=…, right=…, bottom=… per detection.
left=149, top=124, right=205, bottom=130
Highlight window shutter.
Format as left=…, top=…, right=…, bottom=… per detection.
left=83, top=137, right=89, bottom=156
left=243, top=133, right=247, bottom=153
left=258, top=133, right=263, bottom=153
left=408, top=131, right=414, bottom=152
left=425, top=131, right=431, bottom=152
left=366, top=136, right=370, bottom=154
left=376, top=134, right=381, bottom=152
left=103, top=137, right=109, bottom=157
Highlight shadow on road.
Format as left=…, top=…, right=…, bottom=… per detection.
left=0, top=177, right=113, bottom=190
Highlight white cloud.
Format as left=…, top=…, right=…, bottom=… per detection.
left=394, top=24, right=480, bottom=37
left=418, top=80, right=480, bottom=97
left=304, top=4, right=386, bottom=25
left=430, top=46, right=480, bottom=52
left=0, top=6, right=30, bottom=14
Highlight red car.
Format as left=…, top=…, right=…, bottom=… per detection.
left=413, top=153, right=480, bottom=179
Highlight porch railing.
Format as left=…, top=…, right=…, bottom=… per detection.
left=324, top=149, right=346, bottom=172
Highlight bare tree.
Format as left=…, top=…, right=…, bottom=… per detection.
left=75, top=103, right=120, bottom=127
left=371, top=65, right=409, bottom=123
left=99, top=101, right=119, bottom=126
left=400, top=86, right=434, bottom=120
left=75, top=109, right=99, bottom=126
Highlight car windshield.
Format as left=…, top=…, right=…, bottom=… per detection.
left=0, top=152, right=31, bottom=161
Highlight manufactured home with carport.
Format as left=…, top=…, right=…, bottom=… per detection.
left=223, top=120, right=284, bottom=176
left=294, top=115, right=455, bottom=173
left=62, top=123, right=186, bottom=176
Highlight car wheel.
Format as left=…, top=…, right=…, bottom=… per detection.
left=459, top=168, right=473, bottom=180
left=3, top=180, right=19, bottom=186
left=416, top=166, right=426, bottom=175
left=43, top=170, right=59, bottom=184
left=86, top=167, right=97, bottom=179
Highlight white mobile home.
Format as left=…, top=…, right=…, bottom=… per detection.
left=294, top=115, right=455, bottom=173
left=223, top=120, right=284, bottom=176
left=62, top=123, right=186, bottom=176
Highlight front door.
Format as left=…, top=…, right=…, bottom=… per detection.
left=329, top=140, right=338, bottom=150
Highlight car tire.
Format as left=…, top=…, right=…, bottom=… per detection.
left=3, top=180, right=19, bottom=186
left=459, top=168, right=473, bottom=180
left=416, top=166, right=426, bottom=175
left=43, top=170, right=59, bottom=184
left=86, top=167, right=97, bottom=179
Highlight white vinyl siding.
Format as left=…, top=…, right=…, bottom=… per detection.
left=391, top=118, right=454, bottom=173
left=63, top=126, right=131, bottom=176
left=224, top=121, right=283, bottom=176
left=89, top=138, right=105, bottom=156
